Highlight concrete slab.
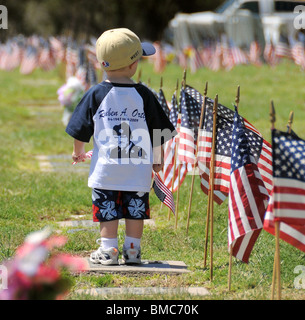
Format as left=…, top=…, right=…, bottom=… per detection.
left=36, top=154, right=89, bottom=173
left=57, top=219, right=156, bottom=228
left=76, top=286, right=210, bottom=297
left=57, top=220, right=97, bottom=227
left=84, top=258, right=190, bottom=274
left=70, top=215, right=87, bottom=219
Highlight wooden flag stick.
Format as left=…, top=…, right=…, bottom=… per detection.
left=209, top=94, right=218, bottom=282
left=228, top=244, right=233, bottom=290
left=274, top=221, right=281, bottom=300
left=203, top=89, right=215, bottom=268
left=228, top=86, right=240, bottom=291
left=186, top=82, right=208, bottom=235
left=203, top=186, right=211, bottom=268
left=269, top=100, right=281, bottom=300
left=175, top=71, right=186, bottom=229
left=269, top=100, right=277, bottom=300
left=168, top=80, right=180, bottom=221
left=270, top=100, right=276, bottom=130
left=175, top=159, right=181, bottom=230
left=272, top=112, right=295, bottom=302
left=271, top=253, right=276, bottom=300
left=272, top=111, right=294, bottom=298
left=287, top=111, right=294, bottom=133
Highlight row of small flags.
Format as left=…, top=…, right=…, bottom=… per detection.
left=151, top=35, right=305, bottom=73
left=2, top=33, right=305, bottom=82
left=0, top=35, right=100, bottom=90
left=151, top=79, right=305, bottom=264
left=72, top=75, right=305, bottom=265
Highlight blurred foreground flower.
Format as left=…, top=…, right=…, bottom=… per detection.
left=0, top=228, right=88, bottom=300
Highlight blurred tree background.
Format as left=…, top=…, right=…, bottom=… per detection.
left=1, top=0, right=224, bottom=41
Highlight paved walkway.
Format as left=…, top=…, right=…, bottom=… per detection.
left=84, top=258, right=190, bottom=274
left=76, top=286, right=210, bottom=297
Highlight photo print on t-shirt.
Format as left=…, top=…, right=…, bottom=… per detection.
left=109, top=122, right=148, bottom=162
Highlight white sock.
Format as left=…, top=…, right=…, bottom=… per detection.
left=124, top=236, right=141, bottom=249
left=101, top=237, right=118, bottom=250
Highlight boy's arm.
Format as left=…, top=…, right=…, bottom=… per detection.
left=72, top=139, right=87, bottom=163
left=152, top=145, right=164, bottom=173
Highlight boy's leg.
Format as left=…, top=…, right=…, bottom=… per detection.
left=124, top=219, right=144, bottom=249
left=90, top=189, right=122, bottom=265
left=122, top=191, right=150, bottom=264
left=125, top=219, right=144, bottom=239
left=100, top=220, right=119, bottom=249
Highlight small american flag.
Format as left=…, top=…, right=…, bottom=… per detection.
left=86, top=62, right=98, bottom=88
left=157, top=88, right=170, bottom=119
left=85, top=43, right=101, bottom=70
left=249, top=41, right=262, bottom=66
left=230, top=44, right=248, bottom=66
left=49, top=36, right=66, bottom=63
left=197, top=98, right=273, bottom=196
left=228, top=108, right=269, bottom=263
left=264, top=190, right=305, bottom=253
left=39, top=40, right=56, bottom=71
left=169, top=90, right=178, bottom=127
left=264, top=42, right=278, bottom=66
left=291, top=41, right=305, bottom=69
left=275, top=35, right=291, bottom=60
left=222, top=40, right=234, bottom=71
left=162, top=90, right=178, bottom=187
left=188, top=46, right=204, bottom=74
left=20, top=45, right=38, bottom=75
left=153, top=172, right=175, bottom=215
left=178, top=85, right=202, bottom=164
left=65, top=38, right=79, bottom=79
left=272, top=129, right=305, bottom=225
left=209, top=42, right=222, bottom=71
left=163, top=101, right=190, bottom=193
left=162, top=136, right=191, bottom=193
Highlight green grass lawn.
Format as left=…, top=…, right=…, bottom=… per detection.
left=1, top=60, right=305, bottom=300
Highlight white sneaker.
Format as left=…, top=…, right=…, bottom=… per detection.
left=90, top=239, right=119, bottom=265
left=122, top=243, right=141, bottom=264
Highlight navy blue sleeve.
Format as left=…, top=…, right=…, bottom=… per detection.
left=65, top=85, right=102, bottom=143
left=136, top=85, right=177, bottom=147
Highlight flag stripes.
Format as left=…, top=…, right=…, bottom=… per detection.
left=228, top=158, right=269, bottom=262
left=273, top=178, right=305, bottom=223
left=199, top=163, right=228, bottom=205
left=228, top=109, right=269, bottom=263
left=153, top=172, right=175, bottom=215
left=264, top=191, right=305, bottom=253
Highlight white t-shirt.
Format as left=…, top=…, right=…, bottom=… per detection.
left=66, top=81, right=176, bottom=192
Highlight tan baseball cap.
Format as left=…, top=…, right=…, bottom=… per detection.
left=96, top=28, right=156, bottom=71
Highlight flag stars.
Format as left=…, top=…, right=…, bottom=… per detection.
left=273, top=130, right=305, bottom=180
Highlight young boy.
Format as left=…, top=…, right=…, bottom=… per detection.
left=65, top=28, right=176, bottom=265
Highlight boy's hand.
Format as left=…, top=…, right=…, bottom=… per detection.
left=72, top=139, right=86, bottom=163
left=153, top=163, right=164, bottom=173
left=153, top=145, right=164, bottom=173
left=72, top=151, right=86, bottom=163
